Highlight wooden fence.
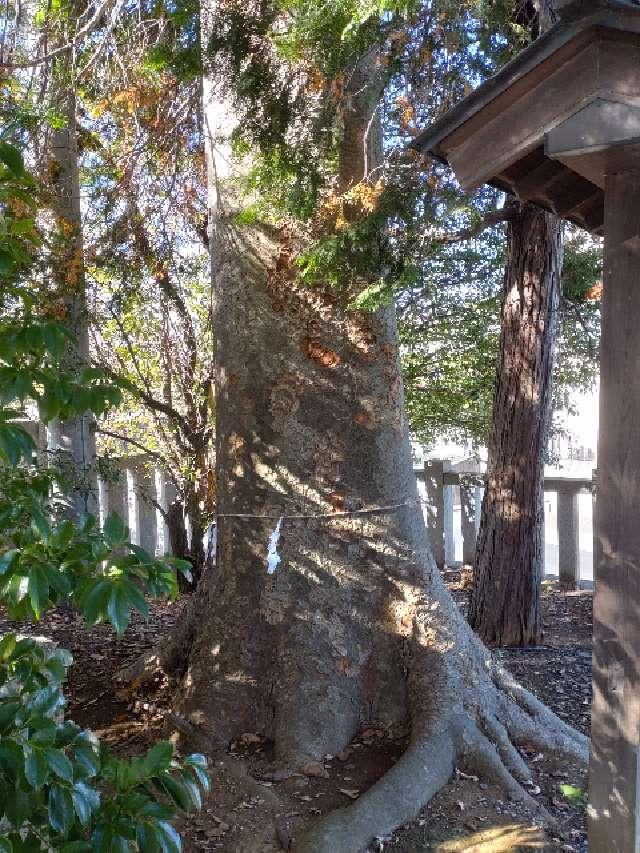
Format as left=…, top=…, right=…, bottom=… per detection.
left=415, top=459, right=594, bottom=587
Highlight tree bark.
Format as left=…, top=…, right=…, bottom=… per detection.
left=136, top=12, right=586, bottom=851
left=468, top=203, right=562, bottom=647
left=47, top=73, right=98, bottom=517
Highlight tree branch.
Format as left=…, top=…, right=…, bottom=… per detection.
left=95, top=427, right=167, bottom=465
left=561, top=296, right=598, bottom=359
left=422, top=206, right=517, bottom=246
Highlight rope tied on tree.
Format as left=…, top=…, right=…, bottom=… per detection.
left=215, top=498, right=425, bottom=522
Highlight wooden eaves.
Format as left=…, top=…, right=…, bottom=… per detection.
left=411, top=0, right=640, bottom=236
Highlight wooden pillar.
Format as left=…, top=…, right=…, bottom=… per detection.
left=424, top=459, right=449, bottom=569
left=589, top=170, right=640, bottom=853
left=460, top=480, right=478, bottom=565
left=557, top=487, right=580, bottom=588
left=132, top=465, right=158, bottom=557
left=157, top=474, right=179, bottom=555
left=444, top=483, right=455, bottom=566
left=105, top=470, right=128, bottom=524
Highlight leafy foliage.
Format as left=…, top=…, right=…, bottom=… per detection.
left=0, top=138, right=39, bottom=282
left=0, top=142, right=208, bottom=851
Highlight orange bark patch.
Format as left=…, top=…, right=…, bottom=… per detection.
left=354, top=410, right=374, bottom=429
left=329, top=490, right=346, bottom=512
left=228, top=434, right=245, bottom=453
left=300, top=336, right=341, bottom=368
left=337, top=657, right=354, bottom=676
left=585, top=280, right=603, bottom=300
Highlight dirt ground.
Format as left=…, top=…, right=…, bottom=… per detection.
left=0, top=578, right=592, bottom=852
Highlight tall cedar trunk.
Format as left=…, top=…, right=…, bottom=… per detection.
left=154, top=8, right=587, bottom=850
left=468, top=202, right=562, bottom=647
left=48, top=81, right=97, bottom=516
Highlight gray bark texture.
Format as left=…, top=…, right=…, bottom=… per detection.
left=48, top=77, right=98, bottom=517
left=133, top=11, right=587, bottom=851
left=469, top=203, right=562, bottom=647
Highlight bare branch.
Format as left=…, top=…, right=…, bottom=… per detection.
left=0, top=0, right=115, bottom=68
left=95, top=427, right=167, bottom=465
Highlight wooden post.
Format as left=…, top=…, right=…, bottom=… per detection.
left=424, top=459, right=448, bottom=569
left=132, top=465, right=158, bottom=557
left=460, top=479, right=478, bottom=565
left=156, top=472, right=173, bottom=555
left=444, top=483, right=455, bottom=566
left=589, top=170, right=640, bottom=853
left=105, top=470, right=128, bottom=524
left=557, top=487, right=580, bottom=588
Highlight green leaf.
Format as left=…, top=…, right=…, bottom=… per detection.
left=25, top=746, right=50, bottom=789
left=0, top=740, right=23, bottom=775
left=48, top=783, right=74, bottom=834
left=184, top=753, right=207, bottom=769
left=0, top=141, right=25, bottom=177
left=0, top=632, right=17, bottom=659
left=45, top=748, right=74, bottom=781
left=41, top=323, right=67, bottom=359
left=71, top=780, right=100, bottom=824
left=28, top=565, right=49, bottom=618
left=559, top=783, right=586, bottom=804
left=0, top=550, right=18, bottom=577
left=0, top=250, right=13, bottom=276
left=44, top=655, right=68, bottom=683
left=158, top=773, right=193, bottom=811
left=136, top=824, right=161, bottom=853
left=82, top=579, right=112, bottom=625
left=0, top=700, right=21, bottom=733
left=72, top=741, right=100, bottom=778
left=107, top=584, right=131, bottom=635
left=5, top=787, right=32, bottom=826
left=179, top=774, right=202, bottom=810
left=103, top=512, right=128, bottom=547
left=187, top=763, right=210, bottom=793
left=129, top=544, right=153, bottom=565
left=30, top=504, right=51, bottom=541
left=155, top=821, right=181, bottom=853
left=0, top=836, right=13, bottom=852
left=121, top=578, right=149, bottom=619
left=144, top=741, right=173, bottom=775
left=29, top=684, right=64, bottom=715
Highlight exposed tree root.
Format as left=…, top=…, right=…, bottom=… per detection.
left=296, top=701, right=583, bottom=853
left=116, top=595, right=200, bottom=687
left=294, top=606, right=588, bottom=853
left=295, top=727, right=456, bottom=853
left=115, top=550, right=589, bottom=853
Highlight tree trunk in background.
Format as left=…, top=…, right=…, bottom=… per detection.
left=167, top=499, right=188, bottom=560
left=47, top=80, right=97, bottom=516
left=468, top=202, right=562, bottom=647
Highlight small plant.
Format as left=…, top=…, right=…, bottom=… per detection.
left=559, top=783, right=587, bottom=806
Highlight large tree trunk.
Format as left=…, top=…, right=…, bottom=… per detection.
left=468, top=203, right=562, bottom=647
left=135, top=12, right=586, bottom=852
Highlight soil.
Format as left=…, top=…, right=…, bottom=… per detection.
left=0, top=577, right=592, bottom=853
